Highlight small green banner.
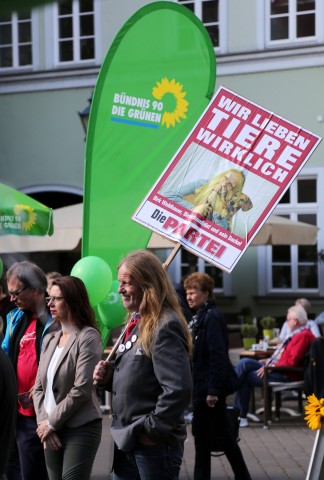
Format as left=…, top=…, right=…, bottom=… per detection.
left=0, top=182, right=53, bottom=236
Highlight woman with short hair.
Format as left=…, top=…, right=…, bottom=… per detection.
left=184, top=272, right=251, bottom=480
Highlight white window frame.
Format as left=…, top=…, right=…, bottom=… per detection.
left=257, top=167, right=324, bottom=296
left=264, top=0, right=324, bottom=48
left=177, top=0, right=227, bottom=54
left=0, top=10, right=38, bottom=71
left=50, top=0, right=99, bottom=67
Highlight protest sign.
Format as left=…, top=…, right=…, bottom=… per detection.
left=132, top=86, right=322, bottom=273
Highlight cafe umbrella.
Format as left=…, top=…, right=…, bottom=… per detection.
left=0, top=182, right=53, bottom=237
left=251, top=215, right=318, bottom=246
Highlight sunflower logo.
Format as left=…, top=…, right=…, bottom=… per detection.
left=152, top=78, right=188, bottom=128
left=14, top=204, right=37, bottom=232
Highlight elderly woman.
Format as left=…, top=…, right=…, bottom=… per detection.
left=184, top=272, right=251, bottom=480
left=33, top=276, right=103, bottom=480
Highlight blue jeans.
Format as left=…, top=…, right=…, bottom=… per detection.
left=234, top=358, right=288, bottom=418
left=112, top=442, right=183, bottom=480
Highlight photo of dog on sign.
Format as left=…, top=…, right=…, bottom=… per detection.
left=226, top=192, right=253, bottom=232
left=163, top=167, right=253, bottom=233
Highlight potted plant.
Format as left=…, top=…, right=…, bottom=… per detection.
left=260, top=316, right=276, bottom=340
left=240, top=324, right=258, bottom=350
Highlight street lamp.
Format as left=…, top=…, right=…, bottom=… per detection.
left=78, top=95, right=92, bottom=137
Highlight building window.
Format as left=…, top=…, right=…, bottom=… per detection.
left=0, top=11, right=33, bottom=69
left=269, top=177, right=318, bottom=292
left=267, top=0, right=317, bottom=46
left=56, top=0, right=95, bottom=64
left=149, top=246, right=231, bottom=296
left=180, top=249, right=225, bottom=291
left=177, top=0, right=226, bottom=51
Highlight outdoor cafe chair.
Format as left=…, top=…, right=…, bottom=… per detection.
left=263, top=365, right=305, bottom=428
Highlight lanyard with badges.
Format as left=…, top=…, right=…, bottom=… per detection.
left=93, top=316, right=139, bottom=386
left=118, top=312, right=140, bottom=353
left=118, top=333, right=138, bottom=353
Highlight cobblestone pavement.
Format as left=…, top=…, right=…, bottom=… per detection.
left=91, top=414, right=316, bottom=480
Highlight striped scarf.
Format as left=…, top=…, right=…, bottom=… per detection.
left=268, top=326, right=307, bottom=366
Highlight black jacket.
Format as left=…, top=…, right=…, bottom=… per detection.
left=191, top=302, right=230, bottom=404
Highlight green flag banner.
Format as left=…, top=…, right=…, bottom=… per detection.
left=83, top=1, right=216, bottom=275
left=0, top=182, right=53, bottom=236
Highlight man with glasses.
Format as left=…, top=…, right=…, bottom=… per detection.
left=234, top=304, right=315, bottom=428
left=2, top=261, right=60, bottom=480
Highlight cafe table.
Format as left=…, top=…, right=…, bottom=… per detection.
left=239, top=348, right=276, bottom=360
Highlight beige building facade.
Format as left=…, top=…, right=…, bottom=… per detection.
left=1, top=0, right=323, bottom=320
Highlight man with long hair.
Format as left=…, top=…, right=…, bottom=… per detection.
left=93, top=250, right=192, bottom=479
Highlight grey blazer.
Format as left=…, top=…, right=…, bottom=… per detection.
left=34, top=326, right=103, bottom=430
left=109, top=310, right=192, bottom=453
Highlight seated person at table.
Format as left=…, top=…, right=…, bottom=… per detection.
left=279, top=298, right=321, bottom=341
left=234, top=305, right=315, bottom=427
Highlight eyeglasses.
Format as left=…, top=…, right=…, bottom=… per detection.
left=9, top=286, right=28, bottom=298
left=46, top=296, right=64, bottom=305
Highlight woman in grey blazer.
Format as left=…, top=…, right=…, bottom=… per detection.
left=94, top=250, right=192, bottom=480
left=34, top=276, right=103, bottom=480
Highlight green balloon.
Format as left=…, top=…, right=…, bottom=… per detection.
left=71, top=256, right=112, bottom=307
left=0, top=257, right=3, bottom=278
left=97, top=280, right=126, bottom=328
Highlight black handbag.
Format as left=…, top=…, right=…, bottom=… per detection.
left=210, top=405, right=240, bottom=456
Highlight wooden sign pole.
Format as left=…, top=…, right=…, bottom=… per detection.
left=163, top=243, right=182, bottom=270
left=93, top=323, right=130, bottom=385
